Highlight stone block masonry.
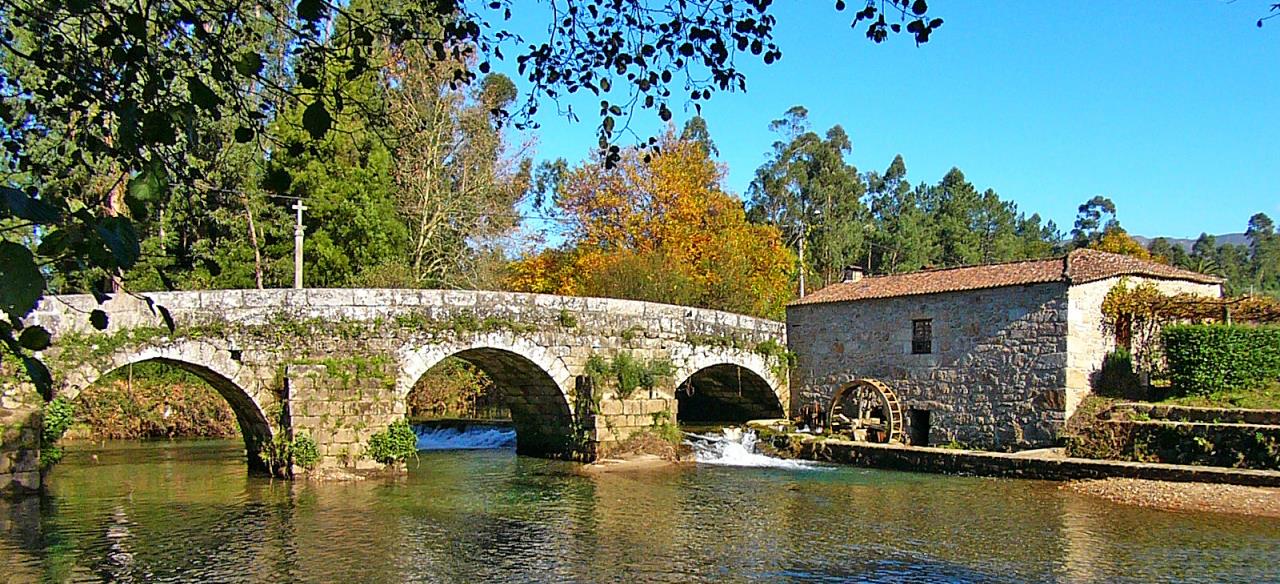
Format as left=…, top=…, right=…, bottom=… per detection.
left=10, top=289, right=788, bottom=481
left=0, top=380, right=41, bottom=495
left=788, top=272, right=1223, bottom=452
left=789, top=282, right=1071, bottom=450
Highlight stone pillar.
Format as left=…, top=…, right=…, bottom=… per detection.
left=1, top=381, right=43, bottom=495
left=584, top=380, right=679, bottom=459
left=285, top=361, right=404, bottom=474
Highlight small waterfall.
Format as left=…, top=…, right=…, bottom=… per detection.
left=414, top=424, right=517, bottom=451
left=684, top=427, right=825, bottom=469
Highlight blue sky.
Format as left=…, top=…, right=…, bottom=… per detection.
left=490, top=2, right=1278, bottom=241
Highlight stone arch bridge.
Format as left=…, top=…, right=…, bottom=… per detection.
left=28, top=289, right=788, bottom=474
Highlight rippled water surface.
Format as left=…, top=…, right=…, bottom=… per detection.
left=3, top=439, right=1279, bottom=583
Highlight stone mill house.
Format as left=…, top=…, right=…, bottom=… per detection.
left=786, top=248, right=1223, bottom=449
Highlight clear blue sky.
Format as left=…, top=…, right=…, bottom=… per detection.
left=492, top=2, right=1278, bottom=241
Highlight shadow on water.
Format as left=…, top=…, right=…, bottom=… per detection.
left=2, top=438, right=1278, bottom=583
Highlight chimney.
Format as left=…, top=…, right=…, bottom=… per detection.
left=841, top=265, right=863, bottom=283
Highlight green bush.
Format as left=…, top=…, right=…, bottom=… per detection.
left=291, top=433, right=320, bottom=470
left=1162, top=324, right=1280, bottom=397
left=40, top=397, right=75, bottom=468
left=366, top=420, right=419, bottom=465
left=585, top=351, right=673, bottom=399
left=1094, top=348, right=1145, bottom=400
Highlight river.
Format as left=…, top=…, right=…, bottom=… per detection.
left=2, top=430, right=1278, bottom=583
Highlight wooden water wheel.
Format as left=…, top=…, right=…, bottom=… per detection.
left=826, top=379, right=904, bottom=444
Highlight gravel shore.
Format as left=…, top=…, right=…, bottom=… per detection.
left=1064, top=478, right=1280, bottom=518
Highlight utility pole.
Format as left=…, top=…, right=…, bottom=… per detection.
left=798, top=235, right=806, bottom=298
left=292, top=201, right=308, bottom=289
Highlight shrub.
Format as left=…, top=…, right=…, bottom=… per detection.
left=586, top=351, right=673, bottom=399
left=366, top=420, right=419, bottom=465
left=291, top=433, right=320, bottom=470
left=1093, top=348, right=1145, bottom=400
left=1162, top=324, right=1280, bottom=397
left=40, top=397, right=75, bottom=468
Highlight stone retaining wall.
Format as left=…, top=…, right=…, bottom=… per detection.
left=1110, top=402, right=1280, bottom=425
left=1065, top=419, right=1280, bottom=470
left=767, top=434, right=1280, bottom=487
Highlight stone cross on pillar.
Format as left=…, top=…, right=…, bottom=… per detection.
left=292, top=201, right=308, bottom=289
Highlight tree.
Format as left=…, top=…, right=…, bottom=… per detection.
left=0, top=0, right=940, bottom=390
left=384, top=49, right=532, bottom=289
left=1189, top=233, right=1220, bottom=275
left=680, top=117, right=719, bottom=158
left=929, top=168, right=984, bottom=266
left=865, top=155, right=932, bottom=273
left=1071, top=195, right=1119, bottom=246
left=1246, top=213, right=1278, bottom=292
left=509, top=134, right=794, bottom=319
left=748, top=107, right=868, bottom=292
left=1147, top=237, right=1177, bottom=263
left=1090, top=227, right=1152, bottom=260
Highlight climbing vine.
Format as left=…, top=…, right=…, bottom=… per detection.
left=1102, top=280, right=1280, bottom=327
left=392, top=309, right=539, bottom=336
left=1101, top=280, right=1280, bottom=377
left=754, top=339, right=797, bottom=380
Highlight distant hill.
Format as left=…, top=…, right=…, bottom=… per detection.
left=1132, top=233, right=1250, bottom=252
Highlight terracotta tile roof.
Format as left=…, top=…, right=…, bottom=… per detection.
left=790, top=248, right=1223, bottom=306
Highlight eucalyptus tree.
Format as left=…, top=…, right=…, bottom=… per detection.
left=1071, top=195, right=1120, bottom=246
left=1246, top=213, right=1278, bottom=292
left=748, top=106, right=869, bottom=292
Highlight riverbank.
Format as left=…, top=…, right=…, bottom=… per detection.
left=67, top=364, right=239, bottom=440
left=1065, top=478, right=1280, bottom=518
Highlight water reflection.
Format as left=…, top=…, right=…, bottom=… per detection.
left=1, top=439, right=1277, bottom=583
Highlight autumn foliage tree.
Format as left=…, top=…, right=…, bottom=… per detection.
left=509, top=134, right=794, bottom=319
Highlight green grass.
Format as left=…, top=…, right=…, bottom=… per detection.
left=1155, top=381, right=1280, bottom=410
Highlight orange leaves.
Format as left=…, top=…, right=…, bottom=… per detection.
left=507, top=133, right=795, bottom=318
left=1090, top=228, right=1156, bottom=262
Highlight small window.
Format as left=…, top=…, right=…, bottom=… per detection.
left=912, top=319, right=933, bottom=354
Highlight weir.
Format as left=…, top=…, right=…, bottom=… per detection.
left=414, top=422, right=517, bottom=451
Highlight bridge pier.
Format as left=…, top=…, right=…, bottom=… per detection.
left=285, top=363, right=405, bottom=472
left=0, top=380, right=43, bottom=495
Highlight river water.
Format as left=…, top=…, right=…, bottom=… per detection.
left=3, top=430, right=1278, bottom=583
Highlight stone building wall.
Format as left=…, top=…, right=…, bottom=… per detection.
left=787, top=282, right=1070, bottom=450
left=1064, top=276, right=1223, bottom=418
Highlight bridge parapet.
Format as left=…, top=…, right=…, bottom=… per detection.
left=32, top=289, right=784, bottom=342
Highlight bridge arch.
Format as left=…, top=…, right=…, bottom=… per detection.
left=671, top=350, right=786, bottom=424
left=398, top=334, right=576, bottom=457
left=56, top=340, right=276, bottom=472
